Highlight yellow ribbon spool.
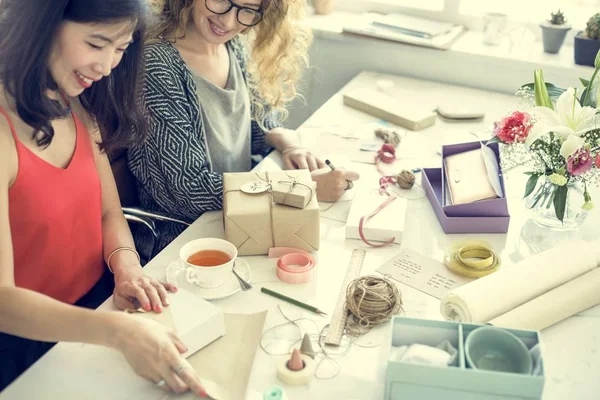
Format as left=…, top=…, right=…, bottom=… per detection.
left=443, top=241, right=501, bottom=278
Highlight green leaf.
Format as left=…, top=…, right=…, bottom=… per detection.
left=487, top=135, right=502, bottom=144
left=580, top=78, right=591, bottom=87
left=553, top=185, right=568, bottom=223
left=520, top=82, right=566, bottom=98
left=595, top=49, right=600, bottom=69
left=582, top=68, right=599, bottom=107
left=534, top=70, right=554, bottom=109
left=523, top=174, right=541, bottom=199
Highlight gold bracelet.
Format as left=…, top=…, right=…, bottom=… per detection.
left=107, top=247, right=140, bottom=273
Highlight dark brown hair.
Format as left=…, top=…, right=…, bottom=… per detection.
left=0, top=0, right=150, bottom=153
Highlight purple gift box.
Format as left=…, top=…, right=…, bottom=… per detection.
left=422, top=141, right=510, bottom=234
left=441, top=141, right=509, bottom=218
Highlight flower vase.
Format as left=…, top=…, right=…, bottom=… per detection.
left=524, top=176, right=589, bottom=230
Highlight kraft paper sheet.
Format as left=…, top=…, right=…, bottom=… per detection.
left=440, top=240, right=598, bottom=323
left=223, top=171, right=320, bottom=255
left=489, top=267, right=600, bottom=331
left=141, top=310, right=267, bottom=400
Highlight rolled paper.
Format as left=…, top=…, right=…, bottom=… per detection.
left=300, top=333, right=315, bottom=359
left=440, top=240, right=598, bottom=323
left=276, top=352, right=315, bottom=386
left=288, top=349, right=303, bottom=371
left=490, top=267, right=600, bottom=331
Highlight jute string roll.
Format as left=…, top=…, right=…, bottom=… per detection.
left=345, top=275, right=403, bottom=336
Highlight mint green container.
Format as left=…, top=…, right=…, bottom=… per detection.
left=384, top=317, right=545, bottom=400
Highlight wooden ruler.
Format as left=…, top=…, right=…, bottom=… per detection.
left=324, top=249, right=366, bottom=346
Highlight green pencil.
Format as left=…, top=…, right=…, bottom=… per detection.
left=261, top=287, right=327, bottom=316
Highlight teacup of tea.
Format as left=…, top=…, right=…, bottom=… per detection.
left=179, top=238, right=237, bottom=289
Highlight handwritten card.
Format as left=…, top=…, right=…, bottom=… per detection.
left=376, top=248, right=473, bottom=299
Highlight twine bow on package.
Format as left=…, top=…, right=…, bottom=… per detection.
left=223, top=170, right=320, bottom=256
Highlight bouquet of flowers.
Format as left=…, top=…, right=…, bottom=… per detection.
left=489, top=51, right=600, bottom=225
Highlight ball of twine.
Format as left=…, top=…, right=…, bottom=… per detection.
left=374, top=128, right=402, bottom=148
left=345, top=275, right=403, bottom=336
left=396, top=170, right=415, bottom=189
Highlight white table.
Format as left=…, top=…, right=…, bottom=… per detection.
left=3, top=71, right=600, bottom=400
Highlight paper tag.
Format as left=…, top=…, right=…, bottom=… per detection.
left=360, top=142, right=381, bottom=151
left=240, top=181, right=270, bottom=194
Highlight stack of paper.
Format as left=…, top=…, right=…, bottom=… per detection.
left=372, top=13, right=456, bottom=38
left=343, top=12, right=465, bottom=50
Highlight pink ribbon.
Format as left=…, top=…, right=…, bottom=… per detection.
left=268, top=247, right=316, bottom=284
left=357, top=144, right=400, bottom=247
left=375, top=143, right=399, bottom=193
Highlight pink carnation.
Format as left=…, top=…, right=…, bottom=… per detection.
left=595, top=153, right=600, bottom=168
left=567, top=148, right=593, bottom=176
left=492, top=111, right=532, bottom=144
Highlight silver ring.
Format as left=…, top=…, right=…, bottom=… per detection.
left=156, top=379, right=167, bottom=388
left=345, top=180, right=354, bottom=190
left=172, top=363, right=187, bottom=375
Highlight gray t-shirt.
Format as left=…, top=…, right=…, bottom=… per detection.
left=190, top=45, right=251, bottom=173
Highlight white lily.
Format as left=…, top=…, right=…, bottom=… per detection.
left=560, top=134, right=585, bottom=159
left=525, top=87, right=597, bottom=147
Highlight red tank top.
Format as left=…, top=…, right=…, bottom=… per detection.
left=3, top=107, right=105, bottom=304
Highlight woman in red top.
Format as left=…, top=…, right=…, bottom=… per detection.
left=0, top=0, right=205, bottom=397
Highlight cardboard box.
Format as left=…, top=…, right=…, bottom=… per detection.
left=384, top=317, right=545, bottom=400
left=223, top=170, right=320, bottom=255
left=441, top=141, right=509, bottom=218
left=343, top=88, right=436, bottom=131
left=422, top=168, right=510, bottom=234
left=271, top=180, right=315, bottom=209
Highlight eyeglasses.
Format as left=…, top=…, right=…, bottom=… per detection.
left=205, top=0, right=263, bottom=27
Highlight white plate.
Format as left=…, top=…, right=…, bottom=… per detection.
left=165, top=258, right=252, bottom=300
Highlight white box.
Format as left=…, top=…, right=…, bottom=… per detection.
left=346, top=189, right=407, bottom=244
left=343, top=88, right=437, bottom=131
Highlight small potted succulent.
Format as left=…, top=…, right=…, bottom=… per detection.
left=540, top=10, right=571, bottom=54
left=575, top=12, right=600, bottom=66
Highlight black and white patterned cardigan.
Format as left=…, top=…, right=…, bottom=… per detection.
left=127, top=36, right=280, bottom=255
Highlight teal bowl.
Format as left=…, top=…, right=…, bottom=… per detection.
left=465, top=327, right=533, bottom=374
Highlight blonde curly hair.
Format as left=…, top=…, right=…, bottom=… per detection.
left=148, top=0, right=312, bottom=126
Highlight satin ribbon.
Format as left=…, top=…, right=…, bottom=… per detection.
left=358, top=194, right=398, bottom=247
left=356, top=144, right=399, bottom=247
left=375, top=143, right=400, bottom=194
left=443, top=241, right=501, bottom=278
left=269, top=247, right=317, bottom=284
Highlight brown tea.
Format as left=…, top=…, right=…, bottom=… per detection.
left=187, top=250, right=232, bottom=267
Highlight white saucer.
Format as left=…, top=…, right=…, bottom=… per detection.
left=165, top=258, right=252, bottom=300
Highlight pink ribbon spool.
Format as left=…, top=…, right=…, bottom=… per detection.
left=269, top=247, right=317, bottom=284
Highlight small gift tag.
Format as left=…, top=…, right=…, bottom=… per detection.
left=240, top=181, right=270, bottom=194
left=272, top=181, right=314, bottom=209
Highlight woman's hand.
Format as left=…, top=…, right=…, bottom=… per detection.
left=282, top=146, right=326, bottom=172
left=111, top=314, right=207, bottom=397
left=112, top=264, right=176, bottom=313
left=311, top=168, right=360, bottom=202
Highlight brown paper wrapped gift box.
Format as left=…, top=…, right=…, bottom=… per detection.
left=223, top=170, right=320, bottom=255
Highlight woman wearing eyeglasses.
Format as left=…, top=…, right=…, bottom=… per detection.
left=127, top=0, right=360, bottom=255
